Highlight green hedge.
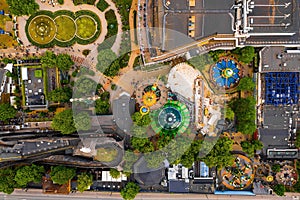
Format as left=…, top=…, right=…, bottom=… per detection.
left=73, top=0, right=96, bottom=5
left=105, top=9, right=118, bottom=39
left=96, top=0, right=109, bottom=12
left=25, top=10, right=101, bottom=48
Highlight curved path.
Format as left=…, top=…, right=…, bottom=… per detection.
left=14, top=0, right=122, bottom=60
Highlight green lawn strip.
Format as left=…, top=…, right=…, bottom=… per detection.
left=21, top=80, right=26, bottom=106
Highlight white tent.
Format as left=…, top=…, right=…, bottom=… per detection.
left=167, top=63, right=200, bottom=102
left=21, top=67, right=28, bottom=81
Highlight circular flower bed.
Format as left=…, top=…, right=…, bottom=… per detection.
left=54, top=15, right=76, bottom=42
left=75, top=15, right=97, bottom=40
left=26, top=10, right=101, bottom=47
left=28, top=15, right=56, bottom=44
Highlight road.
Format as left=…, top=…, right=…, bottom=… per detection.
left=1, top=189, right=299, bottom=200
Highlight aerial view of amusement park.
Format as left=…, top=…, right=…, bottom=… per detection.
left=0, top=0, right=299, bottom=199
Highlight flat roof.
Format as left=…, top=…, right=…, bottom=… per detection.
left=261, top=47, right=300, bottom=72
left=112, top=93, right=135, bottom=134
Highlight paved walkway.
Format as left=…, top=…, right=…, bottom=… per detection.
left=1, top=0, right=123, bottom=62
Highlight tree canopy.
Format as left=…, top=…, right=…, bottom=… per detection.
left=0, top=103, right=17, bottom=121
left=56, top=54, right=74, bottom=71
left=202, top=137, right=235, bottom=169
left=120, top=182, right=140, bottom=200
left=96, top=49, right=117, bottom=73
left=273, top=184, right=285, bottom=196
left=131, top=112, right=151, bottom=126
left=7, top=0, right=39, bottom=16
left=180, top=140, right=203, bottom=168
left=0, top=167, right=16, bottom=194
left=225, top=106, right=235, bottom=121
left=131, top=137, right=154, bottom=153
left=14, top=164, right=45, bottom=187
left=74, top=76, right=97, bottom=98
left=229, top=96, right=256, bottom=135
left=241, top=140, right=263, bottom=157
left=41, top=51, right=57, bottom=68
left=109, top=168, right=121, bottom=179
left=74, top=112, right=91, bottom=131
left=47, top=87, right=72, bottom=102
left=237, top=77, right=255, bottom=91
left=50, top=166, right=76, bottom=185
left=51, top=109, right=76, bottom=134
left=232, top=46, right=256, bottom=64
left=77, top=172, right=93, bottom=193
left=144, top=150, right=165, bottom=169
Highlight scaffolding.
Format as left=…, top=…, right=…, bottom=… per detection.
left=264, top=72, right=300, bottom=106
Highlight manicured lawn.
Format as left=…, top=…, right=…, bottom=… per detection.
left=28, top=15, right=56, bottom=44
left=54, top=15, right=76, bottom=42
left=94, top=148, right=117, bottom=162
left=75, top=16, right=97, bottom=39
left=34, top=69, right=42, bottom=78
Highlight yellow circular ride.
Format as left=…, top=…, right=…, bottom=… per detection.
left=266, top=175, right=273, bottom=182
left=142, top=91, right=157, bottom=107
left=140, top=106, right=150, bottom=115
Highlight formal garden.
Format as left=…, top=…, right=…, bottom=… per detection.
left=25, top=10, right=101, bottom=47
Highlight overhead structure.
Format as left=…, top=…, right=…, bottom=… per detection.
left=264, top=72, right=299, bottom=106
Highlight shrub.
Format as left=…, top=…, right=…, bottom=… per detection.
left=96, top=0, right=109, bottom=12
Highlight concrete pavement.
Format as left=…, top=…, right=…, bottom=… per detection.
left=1, top=189, right=299, bottom=200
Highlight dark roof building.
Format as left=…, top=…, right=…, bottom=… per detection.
left=133, top=156, right=165, bottom=186
left=112, top=92, right=136, bottom=134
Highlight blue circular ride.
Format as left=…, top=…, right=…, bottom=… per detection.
left=212, top=59, right=240, bottom=88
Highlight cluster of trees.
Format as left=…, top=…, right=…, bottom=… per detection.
left=120, top=182, right=140, bottom=200
left=97, top=49, right=117, bottom=73
left=236, top=77, right=255, bottom=91
left=224, top=106, right=235, bottom=121
left=130, top=125, right=154, bottom=154
left=0, top=103, right=17, bottom=122
left=97, top=49, right=130, bottom=77
left=229, top=96, right=256, bottom=135
left=231, top=46, right=256, bottom=64
left=77, top=172, right=93, bottom=193
left=73, top=76, right=97, bottom=98
left=50, top=166, right=76, bottom=185
left=188, top=53, right=214, bottom=71
left=0, top=164, right=44, bottom=194
left=7, top=0, right=39, bottom=16
left=131, top=112, right=151, bottom=126
left=272, top=184, right=285, bottom=196
left=208, top=50, right=225, bottom=62
left=241, top=140, right=263, bottom=157
left=41, top=51, right=74, bottom=71
left=271, top=164, right=281, bottom=173
left=109, top=168, right=121, bottom=179
left=202, top=137, right=235, bottom=169
left=47, top=87, right=72, bottom=102
left=95, top=91, right=110, bottom=115
left=51, top=109, right=92, bottom=134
